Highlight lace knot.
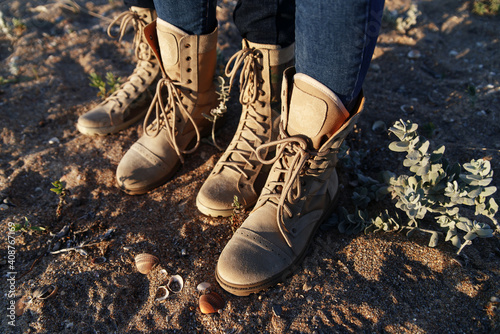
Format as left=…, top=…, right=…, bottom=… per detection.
left=143, top=78, right=201, bottom=163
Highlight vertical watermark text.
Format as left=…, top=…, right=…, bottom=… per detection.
left=7, top=222, right=17, bottom=326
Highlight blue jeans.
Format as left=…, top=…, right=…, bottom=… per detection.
left=125, top=0, right=384, bottom=107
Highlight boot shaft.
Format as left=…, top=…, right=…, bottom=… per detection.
left=145, top=19, right=217, bottom=94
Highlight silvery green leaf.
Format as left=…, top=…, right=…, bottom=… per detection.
left=430, top=145, right=445, bottom=162
left=445, top=207, right=460, bottom=216
left=463, top=231, right=477, bottom=241
left=467, top=187, right=482, bottom=198
left=445, top=228, right=456, bottom=241
left=474, top=224, right=493, bottom=238
left=487, top=198, right=498, bottom=216
left=456, top=219, right=472, bottom=232
left=450, top=235, right=461, bottom=248
left=428, top=231, right=439, bottom=247
left=389, top=141, right=410, bottom=152
left=418, top=140, right=430, bottom=155
left=481, top=186, right=497, bottom=197
left=463, top=159, right=491, bottom=176
left=459, top=174, right=491, bottom=186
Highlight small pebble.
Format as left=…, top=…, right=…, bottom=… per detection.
left=0, top=204, right=9, bottom=210
left=48, top=137, right=60, bottom=145
left=371, top=120, right=387, bottom=134
left=491, top=296, right=499, bottom=303
left=449, top=50, right=458, bottom=57
left=407, top=50, right=421, bottom=59
left=303, top=282, right=312, bottom=292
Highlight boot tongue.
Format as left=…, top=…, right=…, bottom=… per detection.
left=286, top=74, right=350, bottom=150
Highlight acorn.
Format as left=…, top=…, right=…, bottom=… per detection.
left=199, top=291, right=225, bottom=314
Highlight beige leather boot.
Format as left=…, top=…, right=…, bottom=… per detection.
left=216, top=67, right=365, bottom=296
left=77, top=6, right=160, bottom=136
left=196, top=40, right=294, bottom=217
left=116, top=19, right=218, bottom=194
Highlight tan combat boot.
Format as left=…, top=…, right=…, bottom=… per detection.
left=216, top=67, right=365, bottom=296
left=77, top=6, right=160, bottom=136
left=196, top=40, right=294, bottom=217
left=116, top=19, right=218, bottom=194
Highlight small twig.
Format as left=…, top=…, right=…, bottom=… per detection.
left=49, top=241, right=102, bottom=255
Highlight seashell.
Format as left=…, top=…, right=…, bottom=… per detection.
left=199, top=292, right=225, bottom=314
left=167, top=275, right=184, bottom=293
left=15, top=296, right=31, bottom=317
left=197, top=282, right=211, bottom=294
left=134, top=253, right=159, bottom=274
left=33, top=285, right=58, bottom=300
left=154, top=286, right=169, bottom=302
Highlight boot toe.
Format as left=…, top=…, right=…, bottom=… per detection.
left=216, top=225, right=293, bottom=295
left=116, top=142, right=178, bottom=194
left=77, top=107, right=111, bottom=129
left=197, top=174, right=253, bottom=217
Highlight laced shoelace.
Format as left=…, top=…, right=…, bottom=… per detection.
left=256, top=124, right=336, bottom=237
left=217, top=46, right=268, bottom=178
left=103, top=9, right=155, bottom=120
left=107, top=9, right=151, bottom=62
left=142, top=78, right=201, bottom=163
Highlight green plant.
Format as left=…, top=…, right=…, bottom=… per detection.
left=333, top=120, right=498, bottom=254
left=50, top=180, right=68, bottom=218
left=89, top=72, right=123, bottom=99
left=0, top=76, right=18, bottom=85
left=382, top=5, right=421, bottom=33
left=203, top=76, right=230, bottom=150
left=12, top=217, right=46, bottom=233
left=229, top=196, right=247, bottom=233
left=472, top=0, right=500, bottom=15
left=384, top=120, right=497, bottom=252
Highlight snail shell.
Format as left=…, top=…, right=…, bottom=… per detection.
left=199, top=292, right=224, bottom=314
left=135, top=253, right=159, bottom=274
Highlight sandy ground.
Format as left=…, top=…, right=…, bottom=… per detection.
left=1, top=0, right=499, bottom=333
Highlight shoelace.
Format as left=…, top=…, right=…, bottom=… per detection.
left=103, top=8, right=155, bottom=122
left=142, top=78, right=201, bottom=163
left=256, top=125, right=335, bottom=239
left=107, top=8, right=151, bottom=61
left=217, top=46, right=268, bottom=178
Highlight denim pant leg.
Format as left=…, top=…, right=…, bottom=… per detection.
left=151, top=0, right=217, bottom=35
left=296, top=0, right=384, bottom=106
left=233, top=0, right=295, bottom=47
left=123, top=0, right=155, bottom=9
